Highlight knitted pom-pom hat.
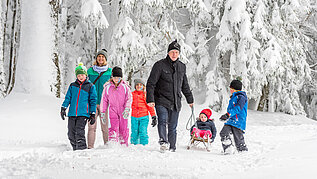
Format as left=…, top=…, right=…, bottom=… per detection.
left=75, top=62, right=87, bottom=76
left=200, top=108, right=212, bottom=119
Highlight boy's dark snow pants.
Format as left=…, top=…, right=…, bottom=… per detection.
left=68, top=116, right=87, bottom=150
left=220, top=124, right=248, bottom=152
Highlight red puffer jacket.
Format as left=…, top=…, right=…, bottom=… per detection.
left=131, top=90, right=156, bottom=118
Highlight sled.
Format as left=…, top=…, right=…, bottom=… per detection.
left=186, top=107, right=213, bottom=152
left=187, top=134, right=212, bottom=152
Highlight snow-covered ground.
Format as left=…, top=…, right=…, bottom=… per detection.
left=0, top=93, right=317, bottom=178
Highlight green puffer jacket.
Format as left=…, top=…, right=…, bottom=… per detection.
left=87, top=67, right=112, bottom=104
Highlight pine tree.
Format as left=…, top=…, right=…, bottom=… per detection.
left=107, top=0, right=208, bottom=84
left=298, top=1, right=317, bottom=120
left=206, top=0, right=312, bottom=115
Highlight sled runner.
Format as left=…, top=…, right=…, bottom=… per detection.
left=187, top=133, right=212, bottom=152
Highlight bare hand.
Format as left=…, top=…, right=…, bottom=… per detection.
left=189, top=103, right=194, bottom=108
left=148, top=102, right=155, bottom=107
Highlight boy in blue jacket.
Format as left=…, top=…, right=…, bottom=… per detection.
left=219, top=79, right=248, bottom=154
left=60, top=63, right=97, bottom=150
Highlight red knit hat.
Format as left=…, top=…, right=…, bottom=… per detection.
left=200, top=109, right=212, bottom=119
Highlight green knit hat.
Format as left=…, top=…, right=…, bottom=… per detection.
left=75, top=62, right=87, bottom=76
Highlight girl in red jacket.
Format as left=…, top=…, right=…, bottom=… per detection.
left=130, top=79, right=156, bottom=145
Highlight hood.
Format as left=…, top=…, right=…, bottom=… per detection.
left=232, top=91, right=247, bottom=99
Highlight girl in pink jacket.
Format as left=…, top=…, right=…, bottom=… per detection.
left=100, top=67, right=132, bottom=146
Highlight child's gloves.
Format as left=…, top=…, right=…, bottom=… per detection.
left=60, top=107, right=66, bottom=120
left=88, top=113, right=96, bottom=125
left=122, top=108, right=130, bottom=119
left=101, top=113, right=106, bottom=124
left=219, top=113, right=229, bottom=121
left=151, top=116, right=157, bottom=127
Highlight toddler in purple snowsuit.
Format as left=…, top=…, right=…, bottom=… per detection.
left=100, top=67, right=132, bottom=146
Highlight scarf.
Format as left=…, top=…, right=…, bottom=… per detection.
left=93, top=64, right=109, bottom=74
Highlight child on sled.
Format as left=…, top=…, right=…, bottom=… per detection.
left=190, top=108, right=217, bottom=143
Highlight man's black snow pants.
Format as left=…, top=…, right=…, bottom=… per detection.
left=220, top=124, right=248, bottom=152
left=68, top=116, right=87, bottom=150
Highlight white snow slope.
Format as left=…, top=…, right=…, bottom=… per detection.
left=0, top=93, right=317, bottom=179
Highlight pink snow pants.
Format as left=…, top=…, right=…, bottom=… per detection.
left=191, top=127, right=212, bottom=139
left=109, top=112, right=129, bottom=146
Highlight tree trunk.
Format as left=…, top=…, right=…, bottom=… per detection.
left=257, top=84, right=269, bottom=112
left=95, top=28, right=98, bottom=53
left=49, top=0, right=61, bottom=98
left=2, top=0, right=10, bottom=66
left=0, top=0, right=5, bottom=98
left=6, top=0, right=20, bottom=95
left=1, top=0, right=10, bottom=97
left=127, top=68, right=133, bottom=86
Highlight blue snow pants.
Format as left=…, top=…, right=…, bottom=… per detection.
left=130, top=116, right=149, bottom=145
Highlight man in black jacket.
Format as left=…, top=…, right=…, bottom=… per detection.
left=146, top=40, right=194, bottom=152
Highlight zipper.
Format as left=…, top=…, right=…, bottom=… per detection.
left=234, top=101, right=238, bottom=120
left=76, top=83, right=83, bottom=116
left=137, top=93, right=139, bottom=117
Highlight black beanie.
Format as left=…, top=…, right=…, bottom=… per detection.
left=230, top=80, right=242, bottom=91
left=112, top=66, right=123, bottom=77
left=167, top=40, right=181, bottom=53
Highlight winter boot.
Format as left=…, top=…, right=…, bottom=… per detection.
left=221, top=136, right=235, bottom=155
left=160, top=142, right=169, bottom=153
left=223, top=144, right=235, bottom=155
left=237, top=143, right=248, bottom=152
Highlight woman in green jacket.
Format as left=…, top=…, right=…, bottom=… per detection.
left=87, top=49, right=112, bottom=149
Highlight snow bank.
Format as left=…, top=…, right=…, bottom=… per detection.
left=0, top=94, right=317, bottom=178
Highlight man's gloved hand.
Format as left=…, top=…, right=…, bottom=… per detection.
left=101, top=112, right=106, bottom=124
left=88, top=113, right=96, bottom=125
left=151, top=116, right=157, bottom=127
left=60, top=107, right=66, bottom=120
left=219, top=113, right=230, bottom=121
left=122, top=108, right=130, bottom=119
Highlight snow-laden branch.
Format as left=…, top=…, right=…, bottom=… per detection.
left=81, top=0, right=109, bottom=29
left=310, top=63, right=317, bottom=69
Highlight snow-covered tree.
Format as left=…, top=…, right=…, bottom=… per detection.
left=0, top=0, right=5, bottom=98
left=49, top=0, right=61, bottom=97
left=298, top=1, right=317, bottom=120
left=209, top=0, right=263, bottom=111
left=57, top=0, right=109, bottom=95
left=13, top=0, right=54, bottom=95
left=205, top=0, right=312, bottom=115
left=107, top=0, right=208, bottom=85
left=259, top=0, right=311, bottom=115
left=81, top=0, right=109, bottom=52
left=1, top=0, right=22, bottom=95
left=1, top=0, right=316, bottom=119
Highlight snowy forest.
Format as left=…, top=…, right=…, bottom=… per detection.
left=0, top=0, right=317, bottom=120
